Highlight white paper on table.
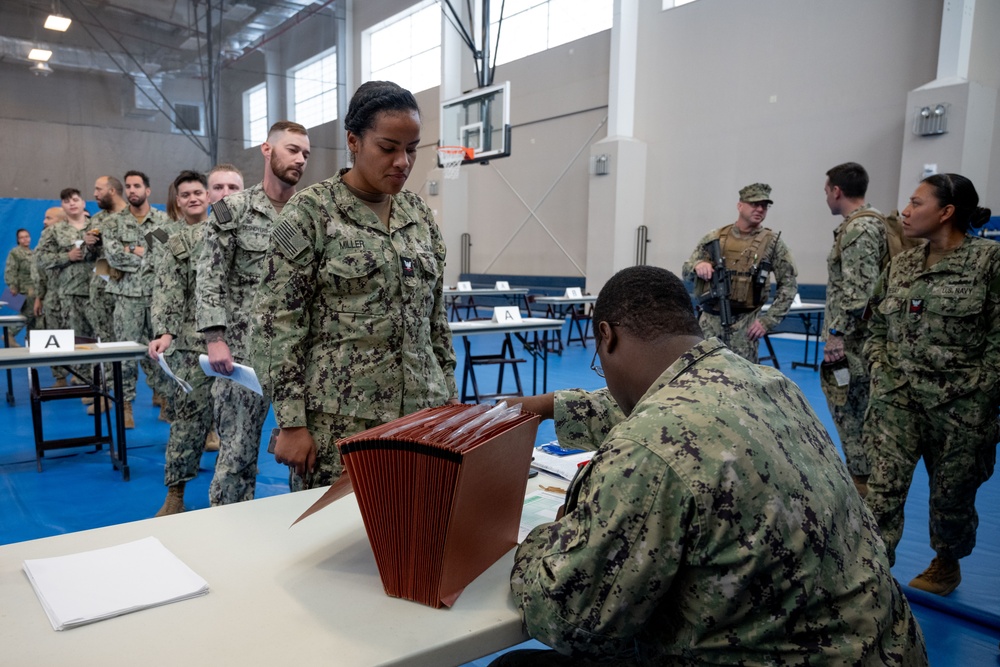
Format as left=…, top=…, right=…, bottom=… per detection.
left=95, top=341, right=142, bottom=349
left=519, top=490, right=566, bottom=542
left=157, top=354, right=192, bottom=393
left=530, top=445, right=594, bottom=481
left=198, top=354, right=263, bottom=396
left=22, top=536, right=209, bottom=631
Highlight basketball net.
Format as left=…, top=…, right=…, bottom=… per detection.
left=437, top=146, right=471, bottom=180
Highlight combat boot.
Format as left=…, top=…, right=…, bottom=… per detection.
left=908, top=556, right=961, bottom=596
left=123, top=402, right=135, bottom=429
left=81, top=395, right=95, bottom=405
left=205, top=429, right=220, bottom=452
left=87, top=398, right=110, bottom=415
left=52, top=377, right=68, bottom=388
left=155, top=483, right=185, bottom=517
left=152, top=391, right=163, bottom=407
left=851, top=475, right=869, bottom=499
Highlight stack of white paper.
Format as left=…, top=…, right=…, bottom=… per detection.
left=531, top=444, right=594, bottom=480
left=22, top=536, right=209, bottom=631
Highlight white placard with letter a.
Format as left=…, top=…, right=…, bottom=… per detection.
left=29, top=330, right=75, bottom=353
left=492, top=306, right=522, bottom=323
left=495, top=281, right=510, bottom=290
left=456, top=281, right=473, bottom=292
left=565, top=287, right=583, bottom=298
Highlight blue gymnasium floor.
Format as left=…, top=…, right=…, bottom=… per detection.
left=0, top=331, right=998, bottom=665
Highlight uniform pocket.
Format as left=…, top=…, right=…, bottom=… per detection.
left=320, top=250, right=390, bottom=315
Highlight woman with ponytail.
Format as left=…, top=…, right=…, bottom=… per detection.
left=863, top=173, right=998, bottom=596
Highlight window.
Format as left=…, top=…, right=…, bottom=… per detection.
left=243, top=83, right=268, bottom=148
left=489, top=0, right=613, bottom=67
left=289, top=47, right=338, bottom=129
left=365, top=0, right=441, bottom=94
left=172, top=103, right=204, bottom=136
left=662, top=0, right=699, bottom=9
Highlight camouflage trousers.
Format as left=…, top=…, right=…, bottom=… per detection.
left=163, top=349, right=215, bottom=487
left=863, top=393, right=998, bottom=565
left=89, top=277, right=116, bottom=342
left=288, top=412, right=380, bottom=492
left=39, top=290, right=66, bottom=379
left=698, top=309, right=763, bottom=364
left=63, top=292, right=95, bottom=382
left=208, top=378, right=269, bottom=506
left=8, top=296, right=35, bottom=338
left=112, top=296, right=159, bottom=402
left=821, top=335, right=871, bottom=477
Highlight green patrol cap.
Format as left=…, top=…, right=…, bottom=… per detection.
left=739, top=182, right=773, bottom=203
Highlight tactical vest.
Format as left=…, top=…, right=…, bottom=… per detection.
left=719, top=225, right=776, bottom=310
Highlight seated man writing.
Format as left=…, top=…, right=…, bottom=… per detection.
left=496, top=266, right=926, bottom=666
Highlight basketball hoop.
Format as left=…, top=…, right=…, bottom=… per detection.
left=437, top=145, right=471, bottom=180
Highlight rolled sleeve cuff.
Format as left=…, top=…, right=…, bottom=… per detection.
left=274, top=399, right=308, bottom=429
left=196, top=307, right=228, bottom=332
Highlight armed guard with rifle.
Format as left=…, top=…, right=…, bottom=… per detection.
left=682, top=182, right=798, bottom=364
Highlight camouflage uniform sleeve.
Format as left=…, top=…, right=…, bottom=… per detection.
left=511, top=439, right=692, bottom=659
left=758, top=238, right=798, bottom=330
left=680, top=230, right=718, bottom=283
left=103, top=215, right=143, bottom=273
left=31, top=253, right=46, bottom=300
left=151, top=235, right=187, bottom=338
left=862, top=266, right=890, bottom=371
left=195, top=212, right=235, bottom=332
left=981, top=254, right=1000, bottom=400
left=426, top=213, right=458, bottom=399
left=828, top=219, right=885, bottom=336
left=35, top=226, right=69, bottom=271
left=553, top=388, right=625, bottom=450
left=251, top=202, right=320, bottom=427
left=4, top=249, right=15, bottom=291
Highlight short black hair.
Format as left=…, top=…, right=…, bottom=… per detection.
left=173, top=169, right=207, bottom=190
left=922, top=173, right=992, bottom=233
left=16, top=228, right=29, bottom=238
left=123, top=170, right=150, bottom=188
left=593, top=266, right=702, bottom=342
left=344, top=81, right=420, bottom=137
left=59, top=187, right=80, bottom=201
left=826, top=162, right=869, bottom=199
left=102, top=175, right=124, bottom=195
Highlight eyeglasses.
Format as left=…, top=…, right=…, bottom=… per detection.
left=742, top=201, right=771, bottom=210
left=590, top=321, right=620, bottom=378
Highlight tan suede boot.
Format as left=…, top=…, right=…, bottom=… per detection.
left=155, top=484, right=186, bottom=517
left=52, top=377, right=68, bottom=388
left=909, top=556, right=961, bottom=596
left=123, top=402, right=135, bottom=429
left=86, top=398, right=110, bottom=415
left=81, top=395, right=95, bottom=405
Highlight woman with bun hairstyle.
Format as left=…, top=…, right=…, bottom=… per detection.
left=863, top=173, right=998, bottom=596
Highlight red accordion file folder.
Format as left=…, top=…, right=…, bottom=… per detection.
left=336, top=404, right=539, bottom=608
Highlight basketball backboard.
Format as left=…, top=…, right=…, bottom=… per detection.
left=440, top=81, right=511, bottom=165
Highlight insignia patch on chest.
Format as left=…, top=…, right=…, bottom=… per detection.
left=340, top=240, right=365, bottom=250
left=909, top=299, right=924, bottom=314
left=211, top=200, right=233, bottom=224
left=401, top=256, right=415, bottom=277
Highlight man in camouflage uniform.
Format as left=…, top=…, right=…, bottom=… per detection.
left=150, top=171, right=214, bottom=516
left=30, top=208, right=67, bottom=358
left=104, top=170, right=176, bottom=428
left=681, top=182, right=797, bottom=363
left=36, top=189, right=98, bottom=385
left=821, top=162, right=888, bottom=498
left=4, top=228, right=36, bottom=342
left=196, top=121, right=310, bottom=506
left=863, top=218, right=1000, bottom=594
left=495, top=266, right=926, bottom=667
left=89, top=176, right=128, bottom=342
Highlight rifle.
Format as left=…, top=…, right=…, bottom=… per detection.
left=699, top=238, right=733, bottom=345
left=752, top=231, right=781, bottom=306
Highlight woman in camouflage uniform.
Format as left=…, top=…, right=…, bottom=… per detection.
left=253, top=81, right=458, bottom=491
left=863, top=173, right=998, bottom=596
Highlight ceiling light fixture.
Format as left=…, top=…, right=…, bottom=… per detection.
left=44, top=14, right=72, bottom=31
left=28, top=48, right=53, bottom=62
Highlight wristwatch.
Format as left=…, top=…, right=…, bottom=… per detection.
left=829, top=328, right=843, bottom=337
left=128, top=244, right=136, bottom=252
